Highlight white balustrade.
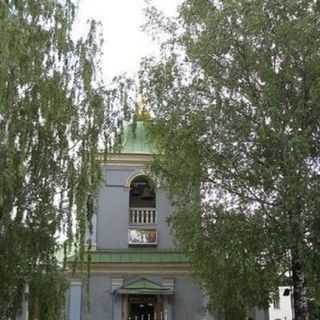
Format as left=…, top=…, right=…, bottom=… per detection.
left=129, top=208, right=157, bottom=224
left=128, top=311, right=167, bottom=320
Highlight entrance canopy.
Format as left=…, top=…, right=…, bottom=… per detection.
left=116, top=278, right=174, bottom=295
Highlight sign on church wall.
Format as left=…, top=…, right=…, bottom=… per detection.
left=128, top=229, right=158, bottom=245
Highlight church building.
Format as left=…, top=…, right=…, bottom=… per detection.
left=66, top=118, right=210, bottom=320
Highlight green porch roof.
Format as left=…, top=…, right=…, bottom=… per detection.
left=115, top=121, right=156, bottom=154
left=68, top=250, right=189, bottom=264
left=117, top=278, right=173, bottom=295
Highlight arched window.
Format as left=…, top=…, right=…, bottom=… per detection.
left=129, top=176, right=155, bottom=208
left=129, top=176, right=156, bottom=225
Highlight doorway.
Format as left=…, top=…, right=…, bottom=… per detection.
left=128, top=295, right=157, bottom=320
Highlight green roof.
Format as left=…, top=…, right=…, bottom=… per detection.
left=117, top=278, right=173, bottom=295
left=117, top=121, right=155, bottom=154
left=68, top=250, right=189, bottom=264
left=125, top=278, right=163, bottom=290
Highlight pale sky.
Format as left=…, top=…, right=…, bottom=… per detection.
left=75, top=0, right=182, bottom=83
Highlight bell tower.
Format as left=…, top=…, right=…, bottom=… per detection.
left=67, top=112, right=209, bottom=320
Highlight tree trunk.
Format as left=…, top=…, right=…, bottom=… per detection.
left=291, top=246, right=309, bottom=320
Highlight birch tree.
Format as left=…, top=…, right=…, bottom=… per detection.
left=0, top=0, right=115, bottom=318
left=140, top=1, right=320, bottom=319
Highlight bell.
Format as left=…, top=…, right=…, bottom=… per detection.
left=141, top=188, right=154, bottom=199
left=130, top=187, right=141, bottom=196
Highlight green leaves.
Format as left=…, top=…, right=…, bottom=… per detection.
left=0, top=1, right=114, bottom=318
left=140, top=0, right=320, bottom=319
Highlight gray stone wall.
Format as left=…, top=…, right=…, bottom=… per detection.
left=173, top=276, right=208, bottom=320
left=79, top=274, right=209, bottom=320
left=81, top=275, right=113, bottom=320
left=96, top=165, right=174, bottom=250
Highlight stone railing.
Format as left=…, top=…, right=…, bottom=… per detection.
left=128, top=311, right=168, bottom=320
left=129, top=208, right=157, bottom=224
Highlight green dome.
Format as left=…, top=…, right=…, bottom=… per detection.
left=116, top=121, right=155, bottom=154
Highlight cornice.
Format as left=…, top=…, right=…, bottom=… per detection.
left=97, top=153, right=154, bottom=166
left=66, top=262, right=191, bottom=275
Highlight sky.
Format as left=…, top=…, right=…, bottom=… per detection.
left=75, top=0, right=183, bottom=83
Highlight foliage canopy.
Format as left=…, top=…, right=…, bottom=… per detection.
left=139, top=1, right=320, bottom=319
left=0, top=0, right=116, bottom=318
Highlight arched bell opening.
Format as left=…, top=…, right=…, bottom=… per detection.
left=129, top=176, right=156, bottom=225
left=129, top=176, right=155, bottom=208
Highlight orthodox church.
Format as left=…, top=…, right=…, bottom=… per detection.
left=66, top=117, right=210, bottom=320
